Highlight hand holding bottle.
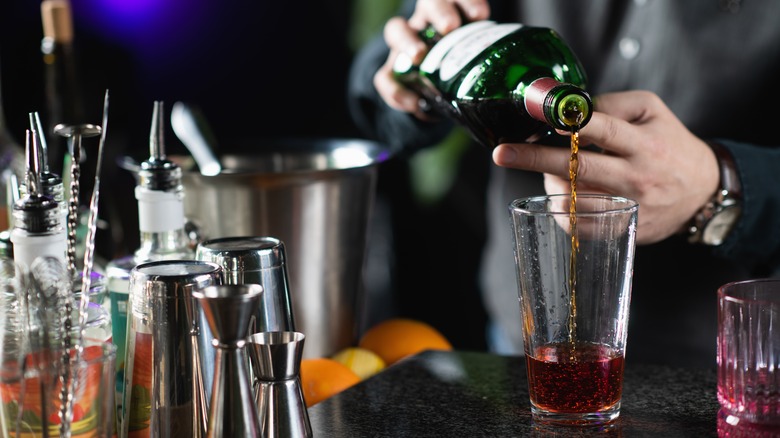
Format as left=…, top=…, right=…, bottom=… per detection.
left=374, top=0, right=490, bottom=117
left=493, top=90, right=720, bottom=245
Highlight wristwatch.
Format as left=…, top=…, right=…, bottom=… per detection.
left=688, top=142, right=742, bottom=246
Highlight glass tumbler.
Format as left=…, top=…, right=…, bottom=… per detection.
left=509, top=194, right=638, bottom=426
left=717, top=279, right=780, bottom=435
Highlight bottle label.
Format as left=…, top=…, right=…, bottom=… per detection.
left=108, top=275, right=130, bottom=409
left=420, top=21, right=495, bottom=75
left=429, top=23, right=522, bottom=82
left=124, top=331, right=153, bottom=437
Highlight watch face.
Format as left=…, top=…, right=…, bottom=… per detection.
left=702, top=206, right=741, bottom=246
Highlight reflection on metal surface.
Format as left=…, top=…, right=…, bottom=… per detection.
left=181, top=138, right=390, bottom=359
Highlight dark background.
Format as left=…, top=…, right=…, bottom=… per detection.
left=0, top=0, right=490, bottom=351
left=0, top=0, right=360, bottom=256
left=0, top=1, right=361, bottom=153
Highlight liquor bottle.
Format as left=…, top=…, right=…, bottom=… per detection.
left=106, top=101, right=195, bottom=420
left=393, top=20, right=593, bottom=148
left=21, top=113, right=107, bottom=305
left=10, top=129, right=109, bottom=350
left=40, top=0, right=85, bottom=171
left=11, top=130, right=66, bottom=271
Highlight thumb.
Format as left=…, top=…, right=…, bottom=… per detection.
left=593, top=90, right=660, bottom=122
left=576, top=91, right=662, bottom=154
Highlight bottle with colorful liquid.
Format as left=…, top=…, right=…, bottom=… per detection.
left=106, top=101, right=195, bottom=428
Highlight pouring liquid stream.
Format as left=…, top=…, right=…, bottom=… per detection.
left=567, top=128, right=580, bottom=360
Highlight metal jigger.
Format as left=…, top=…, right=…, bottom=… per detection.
left=247, top=331, right=312, bottom=438
left=194, top=284, right=264, bottom=438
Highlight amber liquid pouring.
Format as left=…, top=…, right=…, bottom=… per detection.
left=567, top=129, right=580, bottom=354
left=525, top=129, right=628, bottom=417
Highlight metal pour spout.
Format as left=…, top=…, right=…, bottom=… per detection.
left=12, top=129, right=60, bottom=235
left=138, top=101, right=182, bottom=192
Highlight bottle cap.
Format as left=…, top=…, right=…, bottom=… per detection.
left=13, top=130, right=62, bottom=234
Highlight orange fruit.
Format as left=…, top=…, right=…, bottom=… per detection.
left=300, top=358, right=360, bottom=407
left=358, top=318, right=452, bottom=366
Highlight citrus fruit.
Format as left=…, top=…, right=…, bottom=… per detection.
left=300, top=357, right=361, bottom=407
left=358, top=318, right=452, bottom=366
left=331, top=347, right=386, bottom=380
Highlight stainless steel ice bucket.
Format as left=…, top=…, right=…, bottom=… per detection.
left=180, top=138, right=390, bottom=358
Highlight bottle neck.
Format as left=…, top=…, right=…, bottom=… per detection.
left=135, top=228, right=192, bottom=261
left=524, top=78, right=593, bottom=131
left=134, top=186, right=192, bottom=261
left=10, top=228, right=68, bottom=270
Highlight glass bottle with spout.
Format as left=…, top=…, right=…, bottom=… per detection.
left=393, top=20, right=593, bottom=148
left=106, top=100, right=195, bottom=425
left=8, top=126, right=109, bottom=354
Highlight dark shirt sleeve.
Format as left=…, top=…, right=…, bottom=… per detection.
left=713, top=139, right=780, bottom=272
left=346, top=33, right=455, bottom=158
left=346, top=0, right=515, bottom=157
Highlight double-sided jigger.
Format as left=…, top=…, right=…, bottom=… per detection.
left=194, top=284, right=264, bottom=438
left=247, top=331, right=312, bottom=438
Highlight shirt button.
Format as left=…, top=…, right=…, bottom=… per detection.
left=619, top=37, right=641, bottom=60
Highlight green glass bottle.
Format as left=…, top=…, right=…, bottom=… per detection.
left=394, top=21, right=593, bottom=148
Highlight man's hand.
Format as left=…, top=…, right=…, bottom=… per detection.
left=373, top=0, right=490, bottom=118
left=493, top=90, right=720, bottom=245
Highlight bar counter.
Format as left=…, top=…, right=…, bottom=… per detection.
left=308, top=350, right=720, bottom=437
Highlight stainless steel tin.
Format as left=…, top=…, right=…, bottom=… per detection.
left=122, top=260, right=222, bottom=438
left=196, top=236, right=295, bottom=336
left=247, top=331, right=312, bottom=438
left=181, top=138, right=389, bottom=358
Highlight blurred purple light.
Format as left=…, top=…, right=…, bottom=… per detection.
left=73, top=0, right=211, bottom=60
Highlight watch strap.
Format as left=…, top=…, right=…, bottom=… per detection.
left=688, top=141, right=742, bottom=244
left=711, top=141, right=742, bottom=200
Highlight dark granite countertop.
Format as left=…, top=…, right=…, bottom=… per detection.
left=308, top=350, right=719, bottom=437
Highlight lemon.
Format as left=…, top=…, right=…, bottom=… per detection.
left=331, top=347, right=386, bottom=380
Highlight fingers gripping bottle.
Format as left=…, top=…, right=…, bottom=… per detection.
left=393, top=20, right=593, bottom=148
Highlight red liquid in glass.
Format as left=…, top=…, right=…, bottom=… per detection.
left=527, top=343, right=624, bottom=413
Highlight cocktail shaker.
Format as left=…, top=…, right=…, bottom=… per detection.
left=195, top=236, right=295, bottom=335
left=247, top=331, right=312, bottom=438
left=121, top=259, right=222, bottom=438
